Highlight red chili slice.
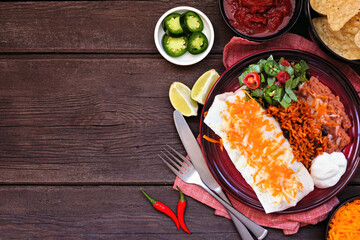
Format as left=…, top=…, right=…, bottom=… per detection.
left=280, top=59, right=290, bottom=66
left=243, top=72, right=260, bottom=89
left=276, top=71, right=290, bottom=83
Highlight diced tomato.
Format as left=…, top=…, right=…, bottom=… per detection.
left=280, top=59, right=290, bottom=66
left=267, top=16, right=282, bottom=31
left=249, top=15, right=267, bottom=24
left=276, top=70, right=290, bottom=83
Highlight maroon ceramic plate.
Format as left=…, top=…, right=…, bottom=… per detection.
left=200, top=49, right=360, bottom=213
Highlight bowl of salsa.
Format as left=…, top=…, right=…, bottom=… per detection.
left=219, top=0, right=303, bottom=41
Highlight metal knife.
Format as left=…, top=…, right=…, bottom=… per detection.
left=173, top=110, right=268, bottom=240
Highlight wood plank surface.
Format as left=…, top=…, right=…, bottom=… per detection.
left=0, top=185, right=359, bottom=239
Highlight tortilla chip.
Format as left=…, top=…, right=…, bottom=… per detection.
left=310, top=0, right=327, bottom=15
left=342, top=13, right=360, bottom=50
left=313, top=16, right=360, bottom=60
left=355, top=32, right=360, bottom=48
left=326, top=0, right=360, bottom=31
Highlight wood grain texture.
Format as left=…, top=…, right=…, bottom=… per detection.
left=0, top=1, right=233, bottom=53
left=0, top=185, right=359, bottom=239
left=0, top=56, right=224, bottom=183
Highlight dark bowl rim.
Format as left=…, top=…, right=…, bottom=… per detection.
left=303, top=0, right=360, bottom=65
left=199, top=48, right=360, bottom=213
left=218, top=0, right=303, bottom=42
left=325, top=195, right=360, bottom=239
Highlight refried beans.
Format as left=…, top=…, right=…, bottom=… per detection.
left=296, top=76, right=351, bottom=153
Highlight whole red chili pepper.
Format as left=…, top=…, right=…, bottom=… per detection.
left=140, top=189, right=179, bottom=230
left=176, top=186, right=191, bottom=234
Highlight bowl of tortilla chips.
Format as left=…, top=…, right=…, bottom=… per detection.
left=305, top=0, right=360, bottom=65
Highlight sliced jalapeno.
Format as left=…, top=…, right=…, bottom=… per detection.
left=264, top=60, right=280, bottom=77
left=180, top=11, right=204, bottom=33
left=187, top=32, right=208, bottom=55
left=164, top=13, right=184, bottom=36
left=162, top=35, right=188, bottom=57
left=264, top=85, right=284, bottom=105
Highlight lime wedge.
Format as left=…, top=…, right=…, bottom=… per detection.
left=169, top=82, right=198, bottom=117
left=191, top=69, right=220, bottom=104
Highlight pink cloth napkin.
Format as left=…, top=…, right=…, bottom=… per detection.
left=173, top=33, right=360, bottom=235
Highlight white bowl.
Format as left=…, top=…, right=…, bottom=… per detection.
left=154, top=6, right=215, bottom=66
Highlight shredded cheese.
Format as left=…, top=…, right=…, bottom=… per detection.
left=223, top=95, right=303, bottom=199
left=203, top=134, right=222, bottom=144
left=241, top=89, right=254, bottom=100
left=327, top=199, right=360, bottom=240
left=203, top=134, right=223, bottom=150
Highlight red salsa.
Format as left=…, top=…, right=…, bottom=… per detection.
left=224, top=0, right=294, bottom=36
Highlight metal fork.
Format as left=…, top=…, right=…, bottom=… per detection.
left=159, top=145, right=268, bottom=240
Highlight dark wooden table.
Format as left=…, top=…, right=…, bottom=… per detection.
left=0, top=1, right=359, bottom=239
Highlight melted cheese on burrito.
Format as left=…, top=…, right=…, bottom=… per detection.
left=204, top=89, right=314, bottom=213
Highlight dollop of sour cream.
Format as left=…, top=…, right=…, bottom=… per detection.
left=310, top=152, right=347, bottom=189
